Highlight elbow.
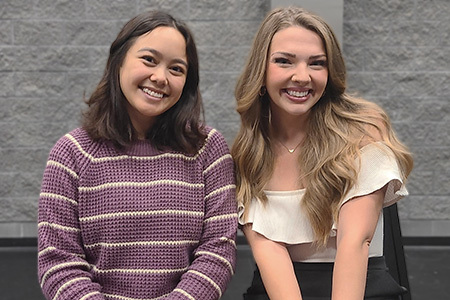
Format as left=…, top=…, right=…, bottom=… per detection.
left=364, top=236, right=372, bottom=249
left=360, top=237, right=372, bottom=255
left=337, top=234, right=373, bottom=255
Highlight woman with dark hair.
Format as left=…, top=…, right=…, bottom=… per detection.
left=232, top=6, right=413, bottom=300
left=38, top=11, right=237, bottom=300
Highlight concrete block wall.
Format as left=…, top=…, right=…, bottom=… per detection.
left=0, top=0, right=449, bottom=238
left=0, top=0, right=269, bottom=237
left=343, top=0, right=450, bottom=236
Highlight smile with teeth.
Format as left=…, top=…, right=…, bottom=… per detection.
left=286, top=89, right=310, bottom=98
left=142, top=87, right=164, bottom=98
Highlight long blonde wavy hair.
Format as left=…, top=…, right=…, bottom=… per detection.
left=231, top=7, right=413, bottom=247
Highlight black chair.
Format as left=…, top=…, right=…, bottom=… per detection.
left=383, top=203, right=412, bottom=300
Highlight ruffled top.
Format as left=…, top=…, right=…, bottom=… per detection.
left=238, top=142, right=408, bottom=262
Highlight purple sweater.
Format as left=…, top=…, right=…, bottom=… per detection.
left=38, top=127, right=237, bottom=300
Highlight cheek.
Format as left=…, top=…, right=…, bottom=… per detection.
left=322, top=75, right=329, bottom=89
left=118, top=68, right=128, bottom=94
left=265, top=69, right=277, bottom=88
left=316, top=71, right=328, bottom=88
left=266, top=65, right=286, bottom=85
left=173, top=78, right=187, bottom=95
left=119, top=65, right=136, bottom=88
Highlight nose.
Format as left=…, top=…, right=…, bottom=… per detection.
left=291, top=64, right=311, bottom=85
left=150, top=66, right=168, bottom=86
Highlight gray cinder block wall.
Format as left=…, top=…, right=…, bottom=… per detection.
left=0, top=0, right=269, bottom=237
left=0, top=0, right=449, bottom=238
left=343, top=0, right=450, bottom=236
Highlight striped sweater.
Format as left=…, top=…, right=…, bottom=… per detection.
left=38, top=127, right=238, bottom=300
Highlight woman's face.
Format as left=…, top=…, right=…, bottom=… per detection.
left=265, top=25, right=328, bottom=121
left=119, top=26, right=187, bottom=138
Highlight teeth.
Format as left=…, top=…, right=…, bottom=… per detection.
left=287, top=90, right=309, bottom=97
left=142, top=87, right=163, bottom=98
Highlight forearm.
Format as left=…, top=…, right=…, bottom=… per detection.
left=333, top=187, right=385, bottom=300
left=167, top=212, right=237, bottom=300
left=38, top=141, right=106, bottom=300
left=332, top=240, right=369, bottom=300
left=169, top=138, right=237, bottom=299
left=257, top=249, right=303, bottom=300
left=39, top=206, right=106, bottom=299
left=244, top=225, right=302, bottom=300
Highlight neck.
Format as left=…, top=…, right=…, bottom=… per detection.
left=271, top=125, right=306, bottom=155
left=268, top=106, right=310, bottom=154
left=126, top=104, right=155, bottom=140
left=130, top=118, right=155, bottom=140
left=270, top=114, right=308, bottom=142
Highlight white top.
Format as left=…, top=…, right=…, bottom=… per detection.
left=238, top=142, right=408, bottom=262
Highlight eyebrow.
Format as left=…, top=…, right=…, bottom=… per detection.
left=138, top=47, right=188, bottom=68
left=270, top=51, right=327, bottom=60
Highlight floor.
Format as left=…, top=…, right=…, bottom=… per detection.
left=1, top=245, right=449, bottom=300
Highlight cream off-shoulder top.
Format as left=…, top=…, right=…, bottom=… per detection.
left=238, top=142, right=408, bottom=262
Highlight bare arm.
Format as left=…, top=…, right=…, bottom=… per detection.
left=332, top=186, right=386, bottom=300
left=243, top=224, right=303, bottom=300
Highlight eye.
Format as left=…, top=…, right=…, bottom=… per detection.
left=141, top=55, right=156, bottom=65
left=272, top=57, right=291, bottom=65
left=169, top=65, right=186, bottom=75
left=310, top=59, right=327, bottom=69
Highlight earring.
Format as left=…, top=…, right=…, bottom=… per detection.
left=268, top=107, right=272, bottom=126
left=259, top=86, right=266, bottom=97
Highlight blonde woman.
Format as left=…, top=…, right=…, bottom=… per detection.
left=232, top=7, right=413, bottom=300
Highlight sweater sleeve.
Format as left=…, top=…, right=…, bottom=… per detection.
left=168, top=129, right=238, bottom=300
left=37, top=134, right=105, bottom=300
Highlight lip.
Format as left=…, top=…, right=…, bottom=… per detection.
left=140, top=86, right=167, bottom=100
left=286, top=87, right=311, bottom=92
left=283, top=87, right=312, bottom=102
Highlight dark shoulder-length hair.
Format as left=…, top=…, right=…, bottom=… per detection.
left=82, top=10, right=206, bottom=153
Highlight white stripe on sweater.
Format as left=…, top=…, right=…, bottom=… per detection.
left=47, top=160, right=79, bottom=179
left=78, top=180, right=204, bottom=193
left=38, top=246, right=85, bottom=259
left=40, top=261, right=91, bottom=287
left=203, top=154, right=232, bottom=175
left=204, top=213, right=238, bottom=223
left=53, top=277, right=91, bottom=300
left=38, top=246, right=56, bottom=257
left=65, top=128, right=218, bottom=163
left=38, top=222, right=80, bottom=232
left=103, top=292, right=170, bottom=300
left=205, top=184, right=236, bottom=200
left=84, top=240, right=199, bottom=249
left=195, top=250, right=234, bottom=275
left=80, top=291, right=102, bottom=300
left=187, top=270, right=222, bottom=297
left=40, top=192, right=78, bottom=206
left=91, top=265, right=189, bottom=275
left=79, top=209, right=204, bottom=223
left=173, top=288, right=195, bottom=300
left=220, top=237, right=237, bottom=248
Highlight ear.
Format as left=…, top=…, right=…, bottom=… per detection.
left=259, top=86, right=267, bottom=97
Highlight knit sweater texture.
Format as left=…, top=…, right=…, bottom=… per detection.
left=38, top=127, right=238, bottom=300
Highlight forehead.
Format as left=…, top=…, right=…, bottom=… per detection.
left=130, top=26, right=187, bottom=59
left=270, top=25, right=325, bottom=54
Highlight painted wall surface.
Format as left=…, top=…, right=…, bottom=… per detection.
left=0, top=0, right=449, bottom=237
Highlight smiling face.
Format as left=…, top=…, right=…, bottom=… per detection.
left=265, top=25, right=328, bottom=122
left=119, top=26, right=187, bottom=138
